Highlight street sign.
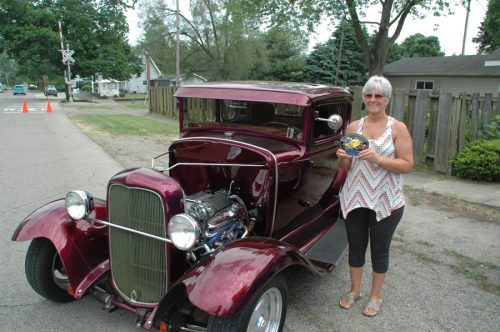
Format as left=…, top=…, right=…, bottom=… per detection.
left=62, top=50, right=75, bottom=64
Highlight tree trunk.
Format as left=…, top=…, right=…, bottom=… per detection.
left=345, top=0, right=413, bottom=76
left=368, top=44, right=390, bottom=75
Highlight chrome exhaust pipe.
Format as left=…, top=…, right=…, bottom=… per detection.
left=89, top=286, right=113, bottom=305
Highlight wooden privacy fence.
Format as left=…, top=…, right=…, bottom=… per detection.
left=150, top=86, right=498, bottom=174
left=350, top=87, right=499, bottom=173
left=149, top=87, right=177, bottom=117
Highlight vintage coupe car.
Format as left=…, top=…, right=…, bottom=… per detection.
left=12, top=82, right=352, bottom=332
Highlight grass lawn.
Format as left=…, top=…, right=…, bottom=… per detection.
left=115, top=93, right=148, bottom=100
left=74, top=105, right=114, bottom=111
left=69, top=114, right=178, bottom=137
left=123, top=102, right=149, bottom=110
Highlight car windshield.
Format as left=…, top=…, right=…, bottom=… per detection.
left=182, top=98, right=304, bottom=140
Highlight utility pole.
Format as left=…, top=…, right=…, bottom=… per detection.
left=58, top=19, right=75, bottom=101
left=335, top=21, right=345, bottom=86
left=461, top=0, right=471, bottom=55
left=175, top=0, right=181, bottom=88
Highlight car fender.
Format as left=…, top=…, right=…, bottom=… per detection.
left=155, top=237, right=321, bottom=320
left=12, top=198, right=109, bottom=295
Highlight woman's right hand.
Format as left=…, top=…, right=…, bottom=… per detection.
left=336, top=148, right=352, bottom=169
left=336, top=148, right=349, bottom=159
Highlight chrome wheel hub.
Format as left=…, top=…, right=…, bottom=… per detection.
left=247, top=287, right=282, bottom=332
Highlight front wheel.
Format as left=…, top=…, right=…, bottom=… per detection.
left=207, top=275, right=288, bottom=332
left=25, top=238, right=73, bottom=303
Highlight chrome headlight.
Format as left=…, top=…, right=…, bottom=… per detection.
left=168, top=213, right=201, bottom=250
left=65, top=190, right=94, bottom=220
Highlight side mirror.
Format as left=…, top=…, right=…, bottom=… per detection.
left=315, top=114, right=343, bottom=130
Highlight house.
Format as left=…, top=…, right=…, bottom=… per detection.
left=91, top=53, right=162, bottom=96
left=151, top=73, right=207, bottom=87
left=383, top=50, right=500, bottom=95
left=93, top=79, right=121, bottom=97
left=124, top=53, right=162, bottom=94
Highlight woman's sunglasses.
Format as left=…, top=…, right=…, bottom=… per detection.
left=363, top=93, right=385, bottom=99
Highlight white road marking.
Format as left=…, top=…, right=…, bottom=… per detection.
left=3, top=106, right=50, bottom=113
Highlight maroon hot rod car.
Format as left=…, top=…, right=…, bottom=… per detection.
left=12, top=82, right=352, bottom=332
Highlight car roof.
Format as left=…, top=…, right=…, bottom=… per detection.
left=175, top=81, right=351, bottom=106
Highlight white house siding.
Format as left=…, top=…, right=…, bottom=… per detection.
left=125, top=54, right=162, bottom=94
left=386, top=76, right=500, bottom=96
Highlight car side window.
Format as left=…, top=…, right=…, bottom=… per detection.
left=313, top=104, right=343, bottom=140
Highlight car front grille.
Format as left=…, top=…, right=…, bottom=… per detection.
left=108, top=184, right=167, bottom=305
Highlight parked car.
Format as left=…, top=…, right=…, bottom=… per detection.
left=12, top=81, right=352, bottom=331
left=0, top=84, right=3, bottom=92
left=44, top=85, right=58, bottom=96
left=13, top=85, right=26, bottom=95
left=28, top=84, right=38, bottom=90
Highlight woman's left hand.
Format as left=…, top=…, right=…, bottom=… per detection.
left=356, top=148, right=381, bottom=164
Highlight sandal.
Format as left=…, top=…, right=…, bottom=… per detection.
left=339, top=291, right=362, bottom=309
left=363, top=298, right=383, bottom=317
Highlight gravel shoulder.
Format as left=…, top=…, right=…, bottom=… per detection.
left=60, top=101, right=500, bottom=332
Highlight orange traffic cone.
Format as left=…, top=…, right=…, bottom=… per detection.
left=22, top=100, right=28, bottom=113
left=46, top=99, right=52, bottom=113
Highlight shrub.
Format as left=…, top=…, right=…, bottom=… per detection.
left=81, top=84, right=92, bottom=92
left=451, top=139, right=500, bottom=182
left=479, top=115, right=500, bottom=140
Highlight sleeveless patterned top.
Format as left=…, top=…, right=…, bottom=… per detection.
left=339, top=116, right=405, bottom=221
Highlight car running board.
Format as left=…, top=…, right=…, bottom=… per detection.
left=305, top=218, right=348, bottom=273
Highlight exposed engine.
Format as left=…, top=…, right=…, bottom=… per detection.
left=183, top=189, right=250, bottom=260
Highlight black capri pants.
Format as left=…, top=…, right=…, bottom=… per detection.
left=344, top=207, right=404, bottom=273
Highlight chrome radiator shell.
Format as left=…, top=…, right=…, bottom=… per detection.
left=108, top=183, right=167, bottom=305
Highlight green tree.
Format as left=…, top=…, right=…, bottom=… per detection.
left=251, top=27, right=307, bottom=81
left=0, top=51, right=19, bottom=86
left=398, top=33, right=444, bottom=57
left=473, top=0, right=500, bottom=54
left=136, top=0, right=308, bottom=81
left=137, top=0, right=255, bottom=80
left=306, top=20, right=367, bottom=86
left=136, top=1, right=177, bottom=74
left=241, top=0, right=461, bottom=75
left=0, top=0, right=141, bottom=85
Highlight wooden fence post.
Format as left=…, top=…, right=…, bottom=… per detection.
left=496, top=93, right=500, bottom=131
left=407, top=90, right=416, bottom=136
left=426, top=94, right=439, bottom=160
left=470, top=92, right=480, bottom=140
left=412, top=90, right=429, bottom=165
left=483, top=93, right=493, bottom=130
left=458, top=93, right=468, bottom=153
left=448, top=96, right=462, bottom=165
left=435, top=92, right=453, bottom=173
left=390, top=88, right=405, bottom=121
left=350, top=86, right=363, bottom=121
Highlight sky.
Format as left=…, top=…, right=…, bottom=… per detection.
left=126, top=0, right=489, bottom=56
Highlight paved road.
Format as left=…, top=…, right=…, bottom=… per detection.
left=0, top=95, right=138, bottom=331
left=0, top=97, right=498, bottom=331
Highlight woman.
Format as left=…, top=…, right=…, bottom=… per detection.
left=336, top=76, right=413, bottom=317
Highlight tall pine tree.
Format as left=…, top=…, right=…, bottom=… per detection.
left=306, top=20, right=367, bottom=86
left=473, top=0, right=500, bottom=54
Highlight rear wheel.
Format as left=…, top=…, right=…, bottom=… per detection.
left=207, top=275, right=287, bottom=332
left=25, top=238, right=73, bottom=303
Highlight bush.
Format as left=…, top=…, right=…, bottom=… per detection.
left=451, top=139, right=500, bottom=182
left=81, top=84, right=92, bottom=92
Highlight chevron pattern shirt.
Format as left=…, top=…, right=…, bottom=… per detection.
left=340, top=116, right=405, bottom=221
